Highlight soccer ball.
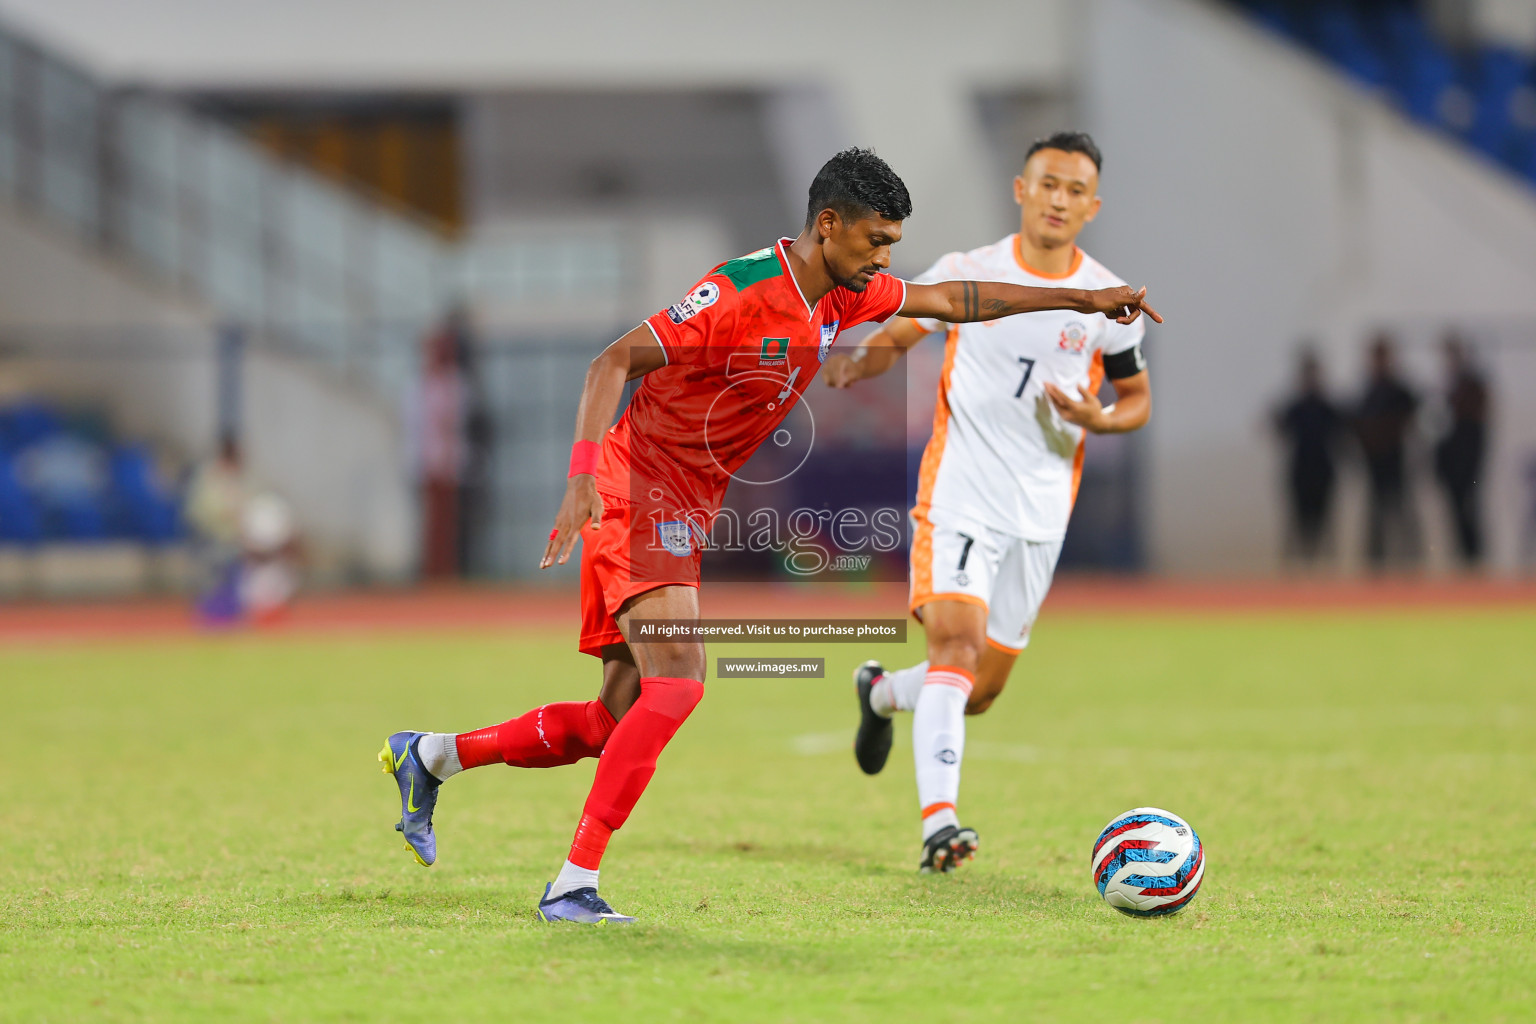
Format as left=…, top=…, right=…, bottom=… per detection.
left=1091, top=807, right=1204, bottom=917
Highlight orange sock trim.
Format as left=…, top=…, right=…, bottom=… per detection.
left=921, top=801, right=956, bottom=819
left=924, top=665, right=975, bottom=695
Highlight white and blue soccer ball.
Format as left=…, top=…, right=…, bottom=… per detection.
left=1091, top=807, right=1204, bottom=917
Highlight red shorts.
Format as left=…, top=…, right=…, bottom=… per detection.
left=578, top=496, right=702, bottom=657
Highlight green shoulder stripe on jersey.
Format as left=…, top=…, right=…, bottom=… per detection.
left=713, top=247, right=783, bottom=291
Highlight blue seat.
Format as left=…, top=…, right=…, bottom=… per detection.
left=1382, top=8, right=1461, bottom=127
left=0, top=454, right=42, bottom=545
left=11, top=432, right=111, bottom=542
left=0, top=496, right=42, bottom=544
left=0, top=400, right=63, bottom=452
left=1520, top=135, right=1536, bottom=185
left=52, top=498, right=109, bottom=542
left=1235, top=1, right=1536, bottom=193
left=1316, top=7, right=1389, bottom=88
left=1245, top=0, right=1301, bottom=41
left=0, top=408, right=190, bottom=547
left=1467, top=49, right=1532, bottom=161
left=110, top=444, right=185, bottom=544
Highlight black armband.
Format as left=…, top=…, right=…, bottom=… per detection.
left=1102, top=344, right=1146, bottom=380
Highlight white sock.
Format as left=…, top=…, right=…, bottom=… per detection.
left=913, top=667, right=972, bottom=841
left=548, top=859, right=600, bottom=898
left=871, top=660, right=929, bottom=716
left=415, top=732, right=462, bottom=781
left=922, top=805, right=960, bottom=841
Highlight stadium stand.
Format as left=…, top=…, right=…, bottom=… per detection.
left=1234, top=1, right=1536, bottom=184
left=0, top=398, right=183, bottom=548
left=0, top=19, right=425, bottom=585
left=2, top=0, right=1534, bottom=582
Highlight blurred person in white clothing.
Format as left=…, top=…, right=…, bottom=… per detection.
left=186, top=434, right=248, bottom=622
left=240, top=490, right=300, bottom=624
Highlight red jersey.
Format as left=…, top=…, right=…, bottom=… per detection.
left=597, top=238, right=906, bottom=515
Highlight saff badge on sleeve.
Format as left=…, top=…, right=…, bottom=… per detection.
left=818, top=320, right=840, bottom=363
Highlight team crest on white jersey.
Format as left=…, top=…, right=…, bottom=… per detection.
left=655, top=520, right=694, bottom=557
left=818, top=320, right=839, bottom=362
left=666, top=281, right=722, bottom=324
left=1058, top=321, right=1089, bottom=353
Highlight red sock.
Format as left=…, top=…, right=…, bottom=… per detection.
left=566, top=676, right=703, bottom=869
left=454, top=700, right=617, bottom=770
left=567, top=812, right=613, bottom=870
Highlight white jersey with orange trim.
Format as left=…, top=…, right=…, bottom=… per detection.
left=911, top=235, right=1145, bottom=542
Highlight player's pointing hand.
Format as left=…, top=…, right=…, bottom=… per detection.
left=540, top=475, right=604, bottom=569
left=1082, top=285, right=1162, bottom=326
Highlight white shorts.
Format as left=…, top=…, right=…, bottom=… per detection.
left=909, top=506, right=1063, bottom=653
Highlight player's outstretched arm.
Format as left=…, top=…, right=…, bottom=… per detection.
left=823, top=317, right=928, bottom=389
left=900, top=281, right=1163, bottom=326
left=540, top=325, right=667, bottom=569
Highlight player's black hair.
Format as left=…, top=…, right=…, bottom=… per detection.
left=804, top=147, right=913, bottom=229
left=1024, top=131, right=1103, bottom=173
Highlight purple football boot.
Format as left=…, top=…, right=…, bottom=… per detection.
left=537, top=884, right=636, bottom=925
left=378, top=730, right=440, bottom=866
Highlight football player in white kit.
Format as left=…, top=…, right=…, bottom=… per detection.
left=824, top=133, right=1157, bottom=872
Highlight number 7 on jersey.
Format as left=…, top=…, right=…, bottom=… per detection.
left=1014, top=357, right=1036, bottom=399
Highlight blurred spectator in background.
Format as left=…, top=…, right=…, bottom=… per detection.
left=1274, top=348, right=1343, bottom=565
left=453, top=311, right=492, bottom=577
left=1433, top=336, right=1489, bottom=568
left=416, top=311, right=469, bottom=579
left=239, top=490, right=300, bottom=624
left=186, top=434, right=248, bottom=622
left=186, top=435, right=301, bottom=624
left=1355, top=335, right=1421, bottom=570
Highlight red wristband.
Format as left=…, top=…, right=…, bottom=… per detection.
left=568, top=439, right=600, bottom=478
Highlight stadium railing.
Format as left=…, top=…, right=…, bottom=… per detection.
left=0, top=21, right=449, bottom=402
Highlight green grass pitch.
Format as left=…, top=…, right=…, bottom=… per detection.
left=3, top=607, right=1534, bottom=1022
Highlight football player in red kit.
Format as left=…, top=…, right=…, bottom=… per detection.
left=380, top=148, right=1161, bottom=923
